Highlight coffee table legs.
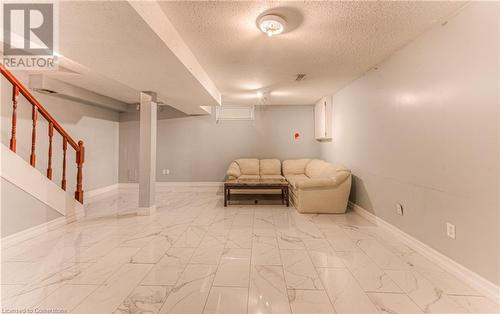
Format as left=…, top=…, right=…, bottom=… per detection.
left=280, top=187, right=289, bottom=206
left=224, top=186, right=228, bottom=207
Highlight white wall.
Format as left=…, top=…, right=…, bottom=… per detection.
left=320, top=3, right=499, bottom=285
left=119, top=105, right=320, bottom=182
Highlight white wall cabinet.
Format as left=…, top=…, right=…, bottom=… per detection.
left=314, top=95, right=333, bottom=140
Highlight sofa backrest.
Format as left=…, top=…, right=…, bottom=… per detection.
left=235, top=158, right=259, bottom=175
left=260, top=159, right=281, bottom=175
left=230, top=158, right=349, bottom=179
left=282, top=159, right=311, bottom=175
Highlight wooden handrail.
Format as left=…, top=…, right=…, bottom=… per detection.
left=0, top=64, right=78, bottom=149
left=1, top=64, right=84, bottom=203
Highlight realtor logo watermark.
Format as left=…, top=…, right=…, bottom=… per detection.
left=2, top=2, right=58, bottom=69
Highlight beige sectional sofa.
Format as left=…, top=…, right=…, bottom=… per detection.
left=226, top=158, right=351, bottom=213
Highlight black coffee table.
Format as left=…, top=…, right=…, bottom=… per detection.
left=224, top=178, right=289, bottom=207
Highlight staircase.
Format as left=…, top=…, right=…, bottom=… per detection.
left=1, top=64, right=85, bottom=203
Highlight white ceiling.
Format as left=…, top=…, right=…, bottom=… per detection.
left=57, top=1, right=221, bottom=114
left=43, top=58, right=139, bottom=104
left=12, top=1, right=467, bottom=113
left=158, top=1, right=466, bottom=106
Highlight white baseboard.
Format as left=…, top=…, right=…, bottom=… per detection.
left=117, top=183, right=138, bottom=190
left=0, top=206, right=85, bottom=248
left=156, top=181, right=223, bottom=187
left=118, top=182, right=223, bottom=189
left=85, top=183, right=120, bottom=200
left=84, top=182, right=223, bottom=196
left=137, top=205, right=157, bottom=216
left=349, top=201, right=500, bottom=304
left=2, top=184, right=117, bottom=246
left=2, top=182, right=219, bottom=248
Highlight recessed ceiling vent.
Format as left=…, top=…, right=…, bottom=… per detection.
left=29, top=74, right=128, bottom=112
left=295, top=74, right=306, bottom=82
left=33, top=88, right=57, bottom=94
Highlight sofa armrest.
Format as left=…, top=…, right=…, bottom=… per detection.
left=334, top=170, right=351, bottom=185
left=226, top=161, right=241, bottom=178
left=296, top=171, right=351, bottom=189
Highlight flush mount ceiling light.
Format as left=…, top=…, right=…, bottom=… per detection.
left=257, top=14, right=286, bottom=37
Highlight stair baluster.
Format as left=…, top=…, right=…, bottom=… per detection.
left=30, top=106, right=37, bottom=166
left=62, top=138, right=67, bottom=191
left=47, top=122, right=53, bottom=179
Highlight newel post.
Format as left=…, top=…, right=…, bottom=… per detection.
left=75, top=140, right=85, bottom=203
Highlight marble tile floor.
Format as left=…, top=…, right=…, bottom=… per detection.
left=1, top=186, right=499, bottom=314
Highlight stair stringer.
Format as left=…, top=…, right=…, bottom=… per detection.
left=0, top=143, right=84, bottom=218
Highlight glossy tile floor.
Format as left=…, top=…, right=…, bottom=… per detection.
left=1, top=186, right=499, bottom=314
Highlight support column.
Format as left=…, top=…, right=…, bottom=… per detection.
left=138, top=92, right=157, bottom=215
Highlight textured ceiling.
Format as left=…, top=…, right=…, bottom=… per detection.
left=158, top=1, right=467, bottom=106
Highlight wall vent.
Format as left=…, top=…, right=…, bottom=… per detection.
left=216, top=105, right=254, bottom=122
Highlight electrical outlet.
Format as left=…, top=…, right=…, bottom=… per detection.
left=396, top=203, right=404, bottom=216
left=446, top=223, right=456, bottom=239
left=162, top=169, right=170, bottom=175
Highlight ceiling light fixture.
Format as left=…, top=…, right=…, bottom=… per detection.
left=257, top=14, right=286, bottom=37
left=256, top=91, right=264, bottom=98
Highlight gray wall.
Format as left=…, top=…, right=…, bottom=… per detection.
left=119, top=105, right=320, bottom=182
left=1, top=72, right=120, bottom=192
left=319, top=3, right=499, bottom=285
left=1, top=178, right=62, bottom=237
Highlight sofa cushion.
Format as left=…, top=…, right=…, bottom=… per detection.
left=285, top=174, right=310, bottom=189
left=282, top=159, right=311, bottom=175
left=305, top=159, right=331, bottom=178
left=260, top=159, right=281, bottom=175
left=236, top=159, right=259, bottom=175
left=238, top=174, right=260, bottom=181
left=261, top=174, right=285, bottom=181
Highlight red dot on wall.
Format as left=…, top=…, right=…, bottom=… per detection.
left=294, top=132, right=300, bottom=139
